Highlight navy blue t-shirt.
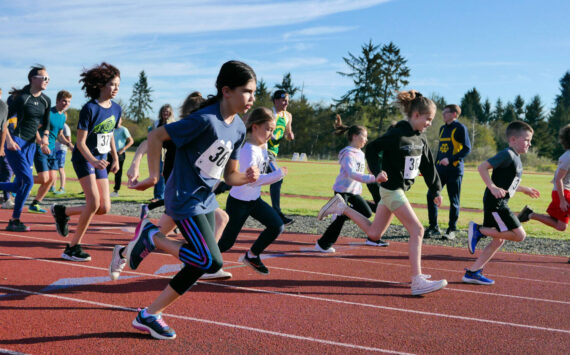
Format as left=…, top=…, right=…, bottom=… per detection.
left=164, top=103, right=246, bottom=219
left=72, top=100, right=121, bottom=162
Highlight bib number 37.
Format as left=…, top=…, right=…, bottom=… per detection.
left=404, top=155, right=421, bottom=179
left=195, top=140, right=233, bottom=179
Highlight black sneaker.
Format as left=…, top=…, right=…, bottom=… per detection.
left=443, top=228, right=457, bottom=240
left=240, top=252, right=269, bottom=274
left=51, top=204, right=69, bottom=237
left=278, top=212, right=294, bottom=226
left=517, top=205, right=534, bottom=223
left=423, top=225, right=441, bottom=239
left=126, top=219, right=157, bottom=270
left=6, top=219, right=30, bottom=232
left=62, top=244, right=91, bottom=262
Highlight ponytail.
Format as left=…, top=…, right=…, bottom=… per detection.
left=396, top=90, right=435, bottom=118
left=333, top=114, right=366, bottom=142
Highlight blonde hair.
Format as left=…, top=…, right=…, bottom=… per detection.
left=396, top=90, right=436, bottom=118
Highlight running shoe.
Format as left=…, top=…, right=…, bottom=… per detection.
left=1, top=198, right=15, bottom=209
left=51, top=204, right=69, bottom=237
left=411, top=274, right=448, bottom=296
left=317, top=194, right=347, bottom=221
left=132, top=308, right=176, bottom=340
left=278, top=212, right=294, bottom=226
left=61, top=244, right=91, bottom=262
left=443, top=228, right=457, bottom=240
left=109, top=245, right=127, bottom=280
left=200, top=269, right=233, bottom=280
left=468, top=221, right=484, bottom=254
left=6, top=219, right=30, bottom=232
left=126, top=219, right=157, bottom=270
left=462, top=268, right=495, bottom=285
left=365, top=238, right=389, bottom=247
left=55, top=188, right=65, bottom=195
left=423, top=225, right=441, bottom=239
left=314, top=241, right=336, bottom=253
left=49, top=186, right=56, bottom=193
left=139, top=204, right=149, bottom=220
left=110, top=191, right=119, bottom=197
left=28, top=204, right=47, bottom=214
left=517, top=205, right=534, bottom=223
left=240, top=252, right=269, bottom=274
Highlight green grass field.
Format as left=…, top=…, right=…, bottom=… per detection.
left=34, top=152, right=568, bottom=241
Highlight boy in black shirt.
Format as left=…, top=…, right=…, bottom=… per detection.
left=465, top=121, right=539, bottom=285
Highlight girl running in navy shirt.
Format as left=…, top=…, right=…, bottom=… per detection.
left=124, top=60, right=259, bottom=340
left=2, top=65, right=51, bottom=231
left=51, top=63, right=121, bottom=262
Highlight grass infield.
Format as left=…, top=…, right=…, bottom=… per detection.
left=34, top=152, right=568, bottom=240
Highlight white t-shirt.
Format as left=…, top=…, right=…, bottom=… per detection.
left=230, top=142, right=285, bottom=201
left=553, top=150, right=570, bottom=191
left=55, top=123, right=71, bottom=152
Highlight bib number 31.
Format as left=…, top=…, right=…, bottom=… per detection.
left=404, top=155, right=421, bottom=179
left=195, top=140, right=233, bottom=179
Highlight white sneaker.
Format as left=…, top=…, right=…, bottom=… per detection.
left=365, top=238, right=389, bottom=247
left=2, top=198, right=15, bottom=209
left=411, top=274, right=447, bottom=296
left=110, top=191, right=119, bottom=197
left=109, top=245, right=127, bottom=280
left=314, top=242, right=336, bottom=253
left=200, top=269, right=232, bottom=280
left=317, top=194, right=347, bottom=221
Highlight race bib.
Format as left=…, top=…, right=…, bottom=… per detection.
left=404, top=155, right=421, bottom=179
left=97, top=133, right=112, bottom=154
left=507, top=176, right=521, bottom=197
left=195, top=140, right=233, bottom=179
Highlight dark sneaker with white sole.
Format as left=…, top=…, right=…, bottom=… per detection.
left=365, top=238, right=389, bottom=247
left=6, top=219, right=30, bottom=232
left=517, top=205, right=534, bottom=223
left=51, top=204, right=69, bottom=237
left=62, top=244, right=91, bottom=262
left=132, top=308, right=176, bottom=340
left=126, top=219, right=157, bottom=270
left=240, top=252, right=269, bottom=274
left=462, top=268, right=495, bottom=285
left=443, top=228, right=457, bottom=240
left=423, top=225, right=441, bottom=239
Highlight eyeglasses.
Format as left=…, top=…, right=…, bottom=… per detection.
left=33, top=75, right=50, bottom=82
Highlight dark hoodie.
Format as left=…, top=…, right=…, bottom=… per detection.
left=365, top=120, right=441, bottom=197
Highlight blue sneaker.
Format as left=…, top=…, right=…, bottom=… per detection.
left=126, top=219, right=157, bottom=270
left=49, top=186, right=56, bottom=193
left=28, top=204, right=47, bottom=213
left=462, top=268, right=495, bottom=285
left=140, top=204, right=149, bottom=220
left=468, top=221, right=484, bottom=254
left=132, top=308, right=176, bottom=340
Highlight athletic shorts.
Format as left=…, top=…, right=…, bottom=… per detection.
left=34, top=149, right=58, bottom=173
left=379, top=187, right=408, bottom=212
left=546, top=189, right=570, bottom=224
left=483, top=197, right=521, bottom=232
left=72, top=154, right=108, bottom=180
left=55, top=150, right=67, bottom=169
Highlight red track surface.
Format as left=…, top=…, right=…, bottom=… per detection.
left=0, top=209, right=568, bottom=354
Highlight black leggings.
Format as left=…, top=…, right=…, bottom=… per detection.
left=317, top=192, right=373, bottom=249
left=169, top=212, right=223, bottom=295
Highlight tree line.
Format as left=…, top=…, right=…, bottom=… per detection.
left=64, top=41, right=570, bottom=164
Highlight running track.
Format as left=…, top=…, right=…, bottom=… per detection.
left=0, top=210, right=568, bottom=354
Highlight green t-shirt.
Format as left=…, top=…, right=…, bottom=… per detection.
left=268, top=109, right=288, bottom=156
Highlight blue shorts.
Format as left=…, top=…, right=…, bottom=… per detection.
left=72, top=153, right=109, bottom=180
left=34, top=148, right=58, bottom=173
left=55, top=150, right=67, bottom=169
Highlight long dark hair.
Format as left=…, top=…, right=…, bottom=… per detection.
left=198, top=60, right=256, bottom=110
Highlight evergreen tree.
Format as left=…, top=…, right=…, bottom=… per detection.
left=514, top=95, right=525, bottom=120
left=275, top=73, right=299, bottom=97
left=430, top=93, right=447, bottom=111
left=254, top=78, right=272, bottom=109
left=493, top=98, right=504, bottom=122
left=337, top=40, right=382, bottom=106
left=128, top=70, right=153, bottom=123
left=524, top=95, right=544, bottom=125
left=460, top=88, right=483, bottom=122
left=482, top=98, right=492, bottom=124
left=549, top=71, right=570, bottom=158
left=377, top=42, right=410, bottom=130
left=502, top=102, right=517, bottom=123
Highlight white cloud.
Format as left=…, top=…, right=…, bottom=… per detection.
left=283, top=25, right=357, bottom=40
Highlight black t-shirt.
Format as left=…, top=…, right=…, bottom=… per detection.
left=484, top=147, right=523, bottom=203
left=8, top=89, right=50, bottom=142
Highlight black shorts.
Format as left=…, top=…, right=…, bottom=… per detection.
left=483, top=197, right=521, bottom=232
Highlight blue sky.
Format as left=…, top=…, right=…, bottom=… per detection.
left=1, top=0, right=568, bottom=118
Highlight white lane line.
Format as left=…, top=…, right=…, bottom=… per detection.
left=0, top=348, right=29, bottom=355
left=0, top=285, right=412, bottom=354
left=2, top=251, right=570, bottom=332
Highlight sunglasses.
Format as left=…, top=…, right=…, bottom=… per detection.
left=33, top=75, right=50, bottom=82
